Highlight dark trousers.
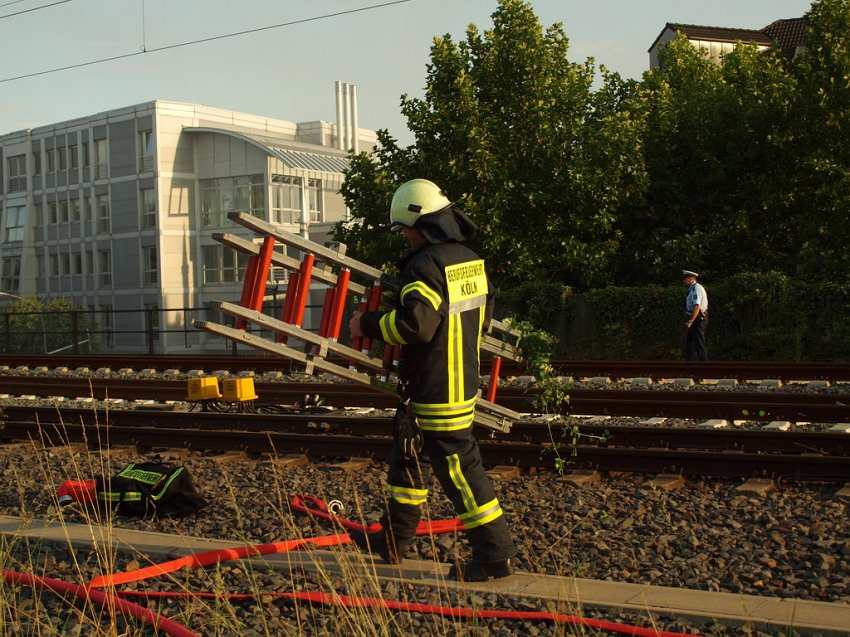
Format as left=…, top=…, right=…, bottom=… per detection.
left=383, top=427, right=516, bottom=563
left=685, top=315, right=709, bottom=361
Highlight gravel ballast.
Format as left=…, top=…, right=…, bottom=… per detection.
left=1, top=438, right=848, bottom=637
left=1, top=369, right=849, bottom=635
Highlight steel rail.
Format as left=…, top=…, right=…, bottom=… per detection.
left=2, top=376, right=849, bottom=422
left=4, top=406, right=849, bottom=456
left=4, top=417, right=849, bottom=481
left=3, top=355, right=850, bottom=382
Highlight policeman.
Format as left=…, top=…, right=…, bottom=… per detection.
left=683, top=269, right=709, bottom=361
left=348, top=179, right=516, bottom=581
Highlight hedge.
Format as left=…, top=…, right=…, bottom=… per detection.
left=497, top=272, right=850, bottom=361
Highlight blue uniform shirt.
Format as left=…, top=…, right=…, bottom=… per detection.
left=684, top=282, right=708, bottom=316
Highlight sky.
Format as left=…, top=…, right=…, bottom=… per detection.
left=0, top=0, right=814, bottom=146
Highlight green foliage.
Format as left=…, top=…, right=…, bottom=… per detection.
left=336, top=0, right=850, bottom=356
left=339, top=0, right=645, bottom=293
left=496, top=280, right=569, bottom=331
left=557, top=272, right=850, bottom=361
left=0, top=297, right=100, bottom=354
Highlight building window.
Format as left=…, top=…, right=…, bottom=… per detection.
left=1, top=256, right=21, bottom=292
left=140, top=188, right=156, bottom=228
left=308, top=178, right=322, bottom=222
left=3, top=205, right=26, bottom=242
left=139, top=130, right=154, bottom=172
left=70, top=198, right=81, bottom=223
left=50, top=254, right=59, bottom=276
left=200, top=175, right=264, bottom=227
left=58, top=200, right=68, bottom=224
left=58, top=147, right=67, bottom=171
left=73, top=251, right=83, bottom=275
left=47, top=149, right=56, bottom=173
left=82, top=142, right=90, bottom=168
left=98, top=249, right=111, bottom=286
left=96, top=194, right=110, bottom=233
left=202, top=244, right=245, bottom=284
left=61, top=253, right=71, bottom=277
left=69, top=144, right=79, bottom=170
left=48, top=202, right=58, bottom=225
left=94, top=139, right=107, bottom=179
left=271, top=175, right=302, bottom=224
left=33, top=151, right=42, bottom=176
left=33, top=203, right=42, bottom=228
left=142, top=246, right=158, bottom=285
left=7, top=155, right=26, bottom=192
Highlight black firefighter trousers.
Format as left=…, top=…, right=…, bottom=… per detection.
left=382, top=426, right=516, bottom=564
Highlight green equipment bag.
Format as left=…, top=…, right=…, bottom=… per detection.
left=96, top=462, right=208, bottom=517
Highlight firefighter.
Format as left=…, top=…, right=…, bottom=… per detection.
left=348, top=179, right=516, bottom=581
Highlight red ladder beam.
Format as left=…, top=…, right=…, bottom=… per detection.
left=360, top=282, right=382, bottom=355
left=277, top=272, right=300, bottom=344
left=326, top=268, right=351, bottom=341
left=486, top=356, right=502, bottom=403
left=317, top=288, right=335, bottom=338
left=291, top=254, right=315, bottom=328
left=235, top=256, right=260, bottom=330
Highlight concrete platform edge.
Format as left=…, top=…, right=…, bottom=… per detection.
left=2, top=515, right=849, bottom=636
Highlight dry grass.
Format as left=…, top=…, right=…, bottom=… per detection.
left=0, top=414, right=627, bottom=636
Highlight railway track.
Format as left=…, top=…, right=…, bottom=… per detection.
left=2, top=376, right=849, bottom=422
left=3, top=354, right=850, bottom=382
left=4, top=405, right=850, bottom=481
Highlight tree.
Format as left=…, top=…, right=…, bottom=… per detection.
left=335, top=0, right=646, bottom=294
left=618, top=35, right=798, bottom=284
left=788, top=0, right=850, bottom=280
left=0, top=296, right=99, bottom=354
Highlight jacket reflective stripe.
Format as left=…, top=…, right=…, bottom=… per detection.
left=98, top=467, right=185, bottom=502
left=447, top=295, right=487, bottom=314
left=459, top=497, right=504, bottom=529
left=447, top=453, right=477, bottom=513
left=98, top=492, right=143, bottom=502
left=412, top=396, right=476, bottom=431
left=401, top=281, right=442, bottom=311
left=447, top=313, right=463, bottom=403
left=379, top=311, right=407, bottom=345
left=388, top=484, right=429, bottom=506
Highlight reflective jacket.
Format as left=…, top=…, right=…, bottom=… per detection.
left=360, top=241, right=493, bottom=432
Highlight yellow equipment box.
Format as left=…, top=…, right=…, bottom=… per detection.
left=187, top=377, right=222, bottom=401
left=223, top=377, right=258, bottom=402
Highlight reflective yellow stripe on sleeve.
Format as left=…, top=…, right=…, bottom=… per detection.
left=378, top=311, right=407, bottom=345
left=401, top=281, right=442, bottom=311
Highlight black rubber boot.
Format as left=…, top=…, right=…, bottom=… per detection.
left=348, top=529, right=402, bottom=564
left=449, top=558, right=514, bottom=582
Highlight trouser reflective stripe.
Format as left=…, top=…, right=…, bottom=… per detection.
left=447, top=453, right=477, bottom=513
left=383, top=430, right=516, bottom=562
left=459, top=497, right=504, bottom=529
left=388, top=484, right=428, bottom=506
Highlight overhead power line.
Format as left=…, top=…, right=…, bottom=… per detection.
left=0, top=0, right=71, bottom=19
left=0, top=0, right=413, bottom=83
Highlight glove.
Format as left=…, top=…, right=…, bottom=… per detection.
left=394, top=400, right=423, bottom=460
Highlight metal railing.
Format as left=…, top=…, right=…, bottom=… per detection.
left=0, top=304, right=324, bottom=355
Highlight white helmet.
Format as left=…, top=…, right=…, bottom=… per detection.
left=389, top=179, right=452, bottom=229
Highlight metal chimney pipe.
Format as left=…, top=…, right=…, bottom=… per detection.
left=335, top=81, right=345, bottom=150
left=343, top=83, right=353, bottom=151
left=351, top=84, right=359, bottom=153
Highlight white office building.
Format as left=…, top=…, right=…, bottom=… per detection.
left=0, top=97, right=376, bottom=353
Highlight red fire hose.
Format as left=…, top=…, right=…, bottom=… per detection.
left=4, top=493, right=703, bottom=637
